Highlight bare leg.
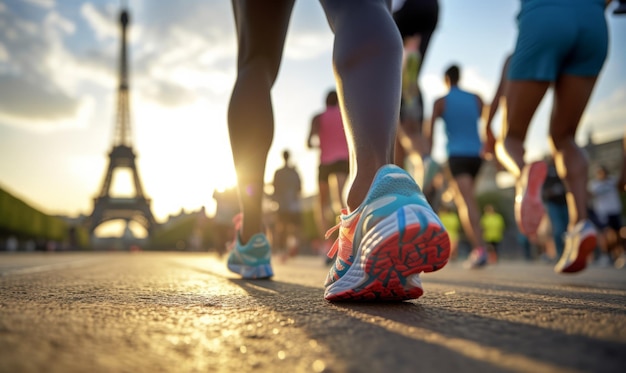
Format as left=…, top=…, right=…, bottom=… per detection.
left=228, top=0, right=295, bottom=243
left=549, top=74, right=598, bottom=229
left=334, top=171, right=348, bottom=210
left=451, top=175, right=485, bottom=249
left=320, top=0, right=403, bottom=211
left=496, top=80, right=551, bottom=234
left=495, top=80, right=549, bottom=178
left=274, top=219, right=286, bottom=253
left=316, top=180, right=332, bottom=236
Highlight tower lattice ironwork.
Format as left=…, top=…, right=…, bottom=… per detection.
left=88, top=8, right=157, bottom=235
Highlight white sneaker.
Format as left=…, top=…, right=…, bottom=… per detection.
left=554, top=220, right=597, bottom=274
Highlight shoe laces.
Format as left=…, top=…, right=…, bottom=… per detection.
left=324, top=209, right=354, bottom=260
left=324, top=223, right=340, bottom=258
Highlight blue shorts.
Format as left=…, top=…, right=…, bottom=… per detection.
left=508, top=0, right=608, bottom=81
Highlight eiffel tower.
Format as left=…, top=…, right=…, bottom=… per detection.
left=88, top=7, right=157, bottom=235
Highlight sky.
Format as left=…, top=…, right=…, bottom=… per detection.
left=1, top=0, right=625, bottom=234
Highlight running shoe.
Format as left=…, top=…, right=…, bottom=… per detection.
left=227, top=232, right=273, bottom=279
left=324, top=165, right=450, bottom=301
left=554, top=220, right=597, bottom=274
left=515, top=161, right=547, bottom=235
left=463, top=247, right=488, bottom=269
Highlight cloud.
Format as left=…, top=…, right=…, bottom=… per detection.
left=0, top=5, right=85, bottom=129
left=284, top=31, right=333, bottom=60
left=81, top=2, right=118, bottom=41
left=141, top=79, right=195, bottom=107
left=0, top=75, right=78, bottom=120
left=126, top=1, right=238, bottom=105
left=23, top=0, right=55, bottom=9
left=46, top=10, right=75, bottom=34
left=460, top=67, right=496, bottom=101
left=285, top=2, right=333, bottom=60
left=0, top=94, right=94, bottom=133
left=0, top=1, right=337, bottom=133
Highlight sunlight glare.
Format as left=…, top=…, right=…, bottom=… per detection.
left=110, top=168, right=135, bottom=197
left=93, top=219, right=148, bottom=239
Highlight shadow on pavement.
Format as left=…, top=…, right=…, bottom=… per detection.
left=179, top=260, right=625, bottom=373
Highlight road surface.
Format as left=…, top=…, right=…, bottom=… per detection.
left=1, top=252, right=624, bottom=373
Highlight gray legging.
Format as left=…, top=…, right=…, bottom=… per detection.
left=228, top=0, right=403, bottom=242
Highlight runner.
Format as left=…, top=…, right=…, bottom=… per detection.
left=391, top=0, right=439, bottom=187
left=425, top=64, right=488, bottom=269
left=541, top=156, right=569, bottom=261
left=480, top=204, right=506, bottom=263
left=226, top=0, right=450, bottom=301
left=589, top=164, right=625, bottom=266
left=494, top=0, right=609, bottom=273
left=271, top=150, right=303, bottom=260
left=307, top=90, right=349, bottom=256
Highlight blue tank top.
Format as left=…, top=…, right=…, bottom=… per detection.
left=442, top=86, right=481, bottom=157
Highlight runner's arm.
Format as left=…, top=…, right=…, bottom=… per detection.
left=482, top=55, right=511, bottom=158
left=424, top=98, right=444, bottom=157
left=307, top=114, right=321, bottom=148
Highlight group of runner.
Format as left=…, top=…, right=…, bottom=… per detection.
left=223, top=0, right=621, bottom=301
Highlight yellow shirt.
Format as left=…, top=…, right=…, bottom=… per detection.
left=439, top=211, right=460, bottom=241
left=481, top=212, right=505, bottom=242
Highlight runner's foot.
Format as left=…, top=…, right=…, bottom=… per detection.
left=515, top=161, right=547, bottom=235
left=324, top=165, right=450, bottom=301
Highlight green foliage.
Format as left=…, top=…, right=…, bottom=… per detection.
left=149, top=213, right=212, bottom=250
left=301, top=209, right=319, bottom=241
left=73, top=225, right=91, bottom=249
left=0, top=187, right=70, bottom=242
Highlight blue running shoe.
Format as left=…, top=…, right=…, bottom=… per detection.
left=324, top=165, right=450, bottom=301
left=227, top=232, right=273, bottom=279
left=463, top=247, right=488, bottom=269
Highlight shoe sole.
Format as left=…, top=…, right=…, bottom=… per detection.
left=463, top=256, right=488, bottom=269
left=516, top=161, right=547, bottom=235
left=227, top=263, right=273, bottom=279
left=324, top=205, right=450, bottom=301
left=556, top=234, right=596, bottom=274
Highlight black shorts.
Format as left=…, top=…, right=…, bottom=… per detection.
left=319, top=160, right=349, bottom=183
left=393, top=0, right=439, bottom=55
left=589, top=210, right=623, bottom=232
left=448, top=156, right=483, bottom=178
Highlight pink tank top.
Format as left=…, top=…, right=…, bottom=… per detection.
left=318, top=106, right=349, bottom=165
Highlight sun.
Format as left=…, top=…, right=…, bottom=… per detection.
left=209, top=158, right=238, bottom=192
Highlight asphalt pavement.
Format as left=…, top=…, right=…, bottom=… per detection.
left=0, top=252, right=624, bottom=373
